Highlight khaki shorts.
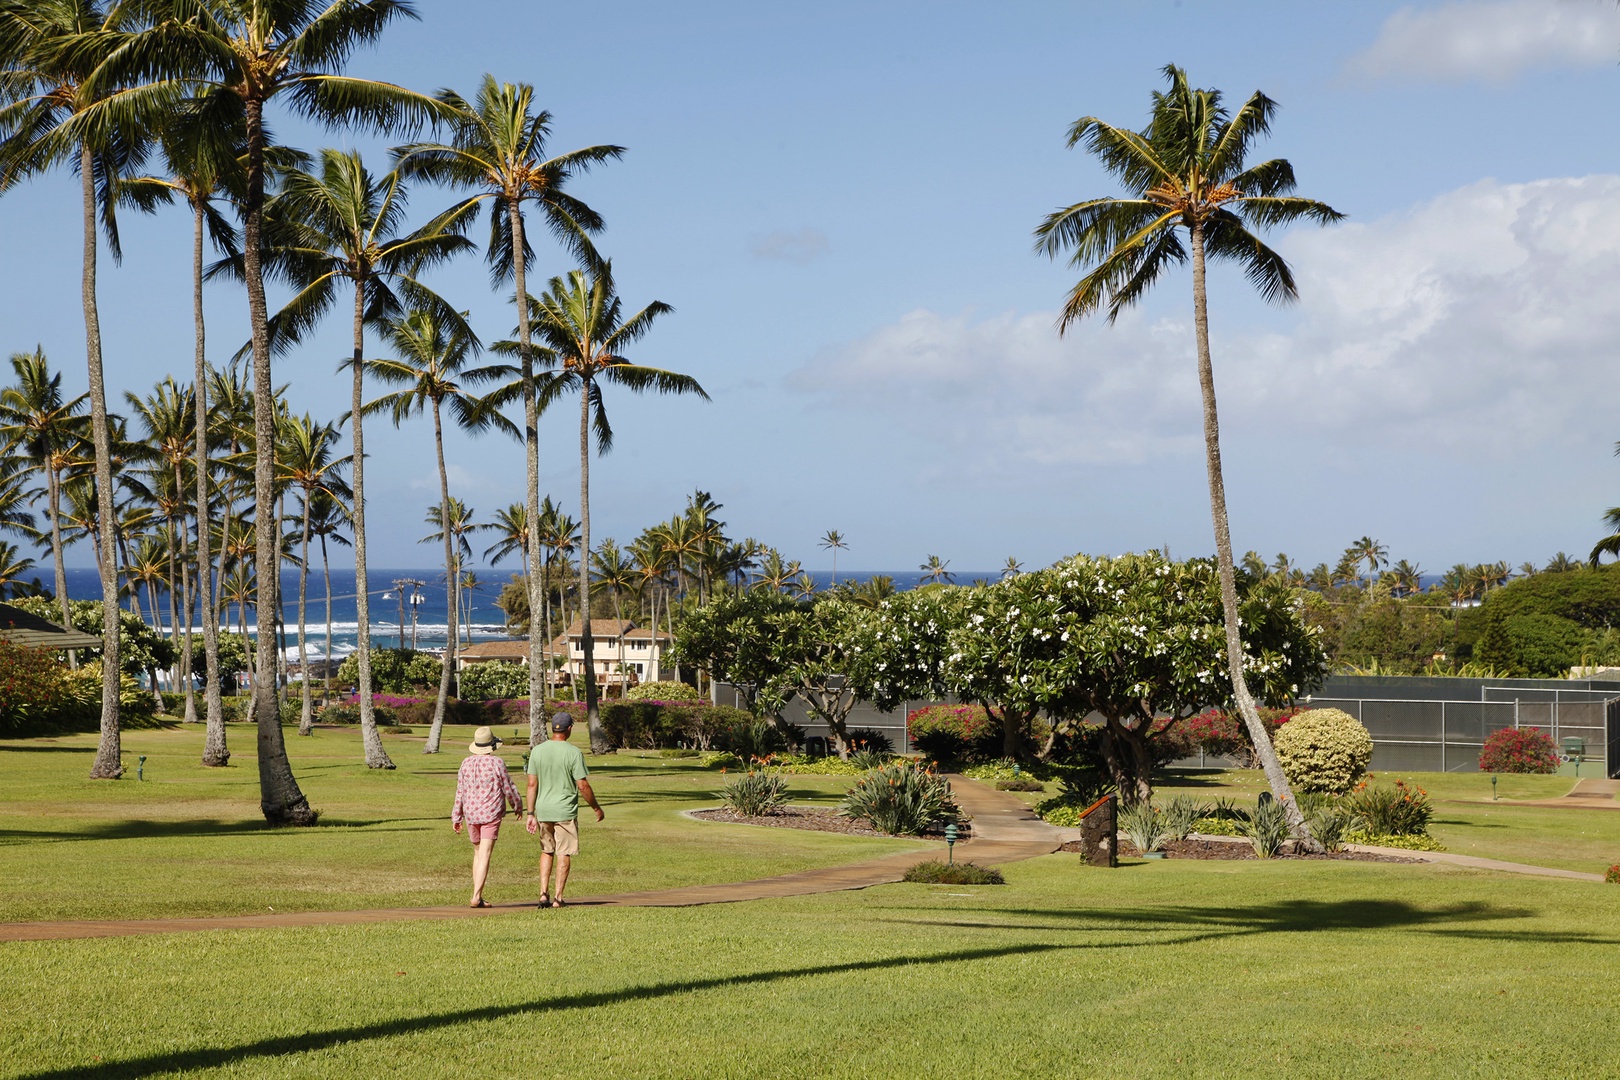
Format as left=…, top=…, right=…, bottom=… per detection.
left=537, top=819, right=579, bottom=856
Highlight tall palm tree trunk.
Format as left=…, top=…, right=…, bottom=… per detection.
left=1190, top=222, right=1314, bottom=846
left=165, top=522, right=181, bottom=709
left=347, top=278, right=393, bottom=769
left=170, top=460, right=197, bottom=725
left=195, top=201, right=227, bottom=766
left=297, top=496, right=314, bottom=736
left=423, top=399, right=456, bottom=754
left=82, top=147, right=122, bottom=779
left=45, top=465, right=76, bottom=670
left=510, top=205, right=547, bottom=746
left=243, top=102, right=316, bottom=822
left=579, top=382, right=604, bottom=753
left=320, top=532, right=334, bottom=706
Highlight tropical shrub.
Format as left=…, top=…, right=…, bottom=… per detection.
left=59, top=661, right=158, bottom=729
left=840, top=762, right=959, bottom=835
left=1160, top=795, right=1204, bottom=841
left=906, top=704, right=1002, bottom=764
left=335, top=648, right=443, bottom=694
left=1237, top=797, right=1289, bottom=858
left=996, top=778, right=1045, bottom=792
left=457, top=661, right=531, bottom=702
left=902, top=860, right=1004, bottom=885
left=660, top=747, right=700, bottom=758
left=0, top=638, right=77, bottom=736
left=595, top=701, right=757, bottom=750
left=1119, top=802, right=1167, bottom=853
left=1478, top=726, right=1559, bottom=774
left=318, top=703, right=398, bottom=726
left=1272, top=708, right=1374, bottom=794
left=1343, top=779, right=1434, bottom=836
left=626, top=680, right=704, bottom=703
left=719, top=768, right=787, bottom=816
left=1305, top=806, right=1352, bottom=852
left=8, top=597, right=174, bottom=676
left=1344, top=830, right=1445, bottom=851
left=846, top=728, right=894, bottom=755
left=725, top=720, right=790, bottom=761
left=1181, top=706, right=1297, bottom=766
left=1605, top=865, right=1619, bottom=884
left=774, top=754, right=866, bottom=776
left=1033, top=769, right=1116, bottom=826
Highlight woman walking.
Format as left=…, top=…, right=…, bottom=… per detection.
left=451, top=726, right=524, bottom=907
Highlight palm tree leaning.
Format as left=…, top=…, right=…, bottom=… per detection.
left=261, top=148, right=473, bottom=770
left=366, top=307, right=508, bottom=753
left=1034, top=65, right=1342, bottom=846
left=304, top=489, right=350, bottom=707
left=524, top=266, right=708, bottom=753
left=92, top=0, right=442, bottom=818
left=274, top=412, right=349, bottom=736
left=395, top=75, right=622, bottom=737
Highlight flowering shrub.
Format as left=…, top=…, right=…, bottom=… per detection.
left=1344, top=778, right=1434, bottom=836
left=626, top=680, right=705, bottom=703
left=1273, top=708, right=1374, bottom=794
left=1180, top=706, right=1297, bottom=766
left=1606, top=865, right=1619, bottom=884
left=840, top=761, right=959, bottom=835
left=0, top=639, right=79, bottom=735
left=906, top=704, right=1002, bottom=763
left=1478, top=726, right=1559, bottom=774
left=718, top=768, right=787, bottom=816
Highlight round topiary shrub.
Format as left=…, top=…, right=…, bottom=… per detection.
left=625, top=680, right=704, bottom=703
left=1272, top=708, right=1373, bottom=794
left=1478, top=726, right=1559, bottom=774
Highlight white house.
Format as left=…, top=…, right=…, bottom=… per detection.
left=455, top=618, right=673, bottom=688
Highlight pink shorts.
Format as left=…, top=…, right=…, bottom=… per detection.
left=467, top=818, right=502, bottom=843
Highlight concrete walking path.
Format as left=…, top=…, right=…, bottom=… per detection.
left=0, top=780, right=1065, bottom=943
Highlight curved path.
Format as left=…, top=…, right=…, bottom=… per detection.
left=0, top=778, right=1065, bottom=943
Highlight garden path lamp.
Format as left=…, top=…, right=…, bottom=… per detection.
left=138, top=755, right=146, bottom=781
left=1491, top=774, right=1498, bottom=800
left=944, top=823, right=959, bottom=865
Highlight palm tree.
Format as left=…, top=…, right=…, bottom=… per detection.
left=0, top=0, right=157, bottom=779
left=524, top=267, right=707, bottom=752
left=752, top=548, right=801, bottom=594
left=919, top=555, right=954, bottom=585
left=92, top=0, right=444, bottom=820
left=1034, top=65, right=1342, bottom=844
left=0, top=348, right=88, bottom=639
left=1346, top=536, right=1387, bottom=585
left=1002, top=556, right=1023, bottom=579
left=1386, top=559, right=1423, bottom=598
left=396, top=75, right=623, bottom=735
left=1547, top=552, right=1581, bottom=573
left=534, top=496, right=579, bottom=694
left=482, top=501, right=531, bottom=568
left=305, top=489, right=349, bottom=707
left=366, top=306, right=505, bottom=753
left=274, top=412, right=349, bottom=737
left=0, top=540, right=38, bottom=598
left=791, top=573, right=819, bottom=600
left=591, top=538, right=635, bottom=692
left=260, top=150, right=473, bottom=771
left=819, top=529, right=848, bottom=585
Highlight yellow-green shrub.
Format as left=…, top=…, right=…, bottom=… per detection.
left=1273, top=708, right=1373, bottom=794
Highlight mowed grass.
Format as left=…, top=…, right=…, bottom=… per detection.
left=4, top=855, right=1619, bottom=1079
left=0, top=725, right=926, bottom=922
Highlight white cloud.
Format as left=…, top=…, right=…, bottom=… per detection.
left=751, top=227, right=830, bottom=264
left=1347, top=0, right=1620, bottom=81
left=790, top=175, right=1620, bottom=472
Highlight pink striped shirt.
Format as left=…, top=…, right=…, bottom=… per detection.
left=451, top=755, right=522, bottom=826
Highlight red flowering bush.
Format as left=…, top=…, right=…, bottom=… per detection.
left=1478, top=726, right=1559, bottom=774
left=1605, top=865, right=1619, bottom=884
left=906, top=704, right=1002, bottom=763
left=1181, top=706, right=1297, bottom=766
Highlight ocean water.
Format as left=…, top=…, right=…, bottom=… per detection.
left=57, top=565, right=992, bottom=659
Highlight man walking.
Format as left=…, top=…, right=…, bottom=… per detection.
left=525, top=711, right=604, bottom=908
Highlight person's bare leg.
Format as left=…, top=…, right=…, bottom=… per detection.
left=552, top=854, right=572, bottom=904
left=470, top=835, right=496, bottom=905
left=539, top=850, right=554, bottom=905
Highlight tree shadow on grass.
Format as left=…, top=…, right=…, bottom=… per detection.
left=15, top=942, right=1087, bottom=1080
left=0, top=816, right=442, bottom=845
left=0, top=744, right=95, bottom=753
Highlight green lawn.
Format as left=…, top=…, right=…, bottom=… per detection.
left=0, top=725, right=926, bottom=922
left=4, top=855, right=1618, bottom=1078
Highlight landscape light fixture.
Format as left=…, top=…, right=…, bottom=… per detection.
left=138, top=755, right=147, bottom=782
left=1491, top=774, right=1498, bottom=800
left=944, top=823, right=959, bottom=864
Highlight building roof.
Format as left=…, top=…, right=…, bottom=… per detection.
left=561, top=618, right=637, bottom=638
left=458, top=640, right=533, bottom=661
left=0, top=603, right=102, bottom=651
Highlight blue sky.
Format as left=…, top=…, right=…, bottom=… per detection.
left=5, top=0, right=1620, bottom=576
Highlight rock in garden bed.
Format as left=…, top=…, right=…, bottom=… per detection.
left=1058, top=837, right=1421, bottom=862
left=690, top=806, right=968, bottom=840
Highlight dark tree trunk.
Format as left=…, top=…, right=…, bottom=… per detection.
left=195, top=195, right=226, bottom=765
left=510, top=203, right=547, bottom=746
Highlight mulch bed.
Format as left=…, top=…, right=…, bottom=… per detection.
left=1058, top=837, right=1420, bottom=863
left=690, top=806, right=964, bottom=840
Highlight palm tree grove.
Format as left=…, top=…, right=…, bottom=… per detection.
left=3, top=6, right=1620, bottom=1076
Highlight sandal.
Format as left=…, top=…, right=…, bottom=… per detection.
left=537, top=893, right=550, bottom=909
left=469, top=899, right=491, bottom=909
left=550, top=897, right=566, bottom=909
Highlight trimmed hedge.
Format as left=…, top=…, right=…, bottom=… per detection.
left=906, top=704, right=1003, bottom=763
left=1272, top=708, right=1373, bottom=794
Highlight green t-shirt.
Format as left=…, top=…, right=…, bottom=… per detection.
left=525, top=739, right=590, bottom=822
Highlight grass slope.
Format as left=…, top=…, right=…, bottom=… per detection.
left=0, top=726, right=924, bottom=922
left=3, top=856, right=1617, bottom=1079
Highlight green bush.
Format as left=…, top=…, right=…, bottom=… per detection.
left=1190, top=815, right=1240, bottom=836
left=1033, top=769, right=1115, bottom=825
left=0, top=638, right=81, bottom=736
left=906, top=704, right=1003, bottom=764
left=726, top=720, right=791, bottom=761
left=995, top=778, right=1045, bottom=792
left=1273, top=708, right=1374, bottom=794
left=335, top=648, right=443, bottom=694
left=703, top=751, right=742, bottom=770
left=1344, top=829, right=1445, bottom=851
left=1160, top=795, right=1204, bottom=841
left=902, top=861, right=1004, bottom=885
left=1306, top=805, right=1352, bottom=852
left=316, top=703, right=398, bottom=726
left=846, top=729, right=893, bottom=755
left=840, top=762, right=958, bottom=835
left=718, top=769, right=788, bottom=816
left=1238, top=797, right=1289, bottom=858
left=660, top=748, right=700, bottom=758
left=774, top=754, right=865, bottom=776
left=626, top=680, right=705, bottom=703
left=1343, top=779, right=1434, bottom=836
left=457, top=661, right=531, bottom=702
left=1119, top=802, right=1167, bottom=853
